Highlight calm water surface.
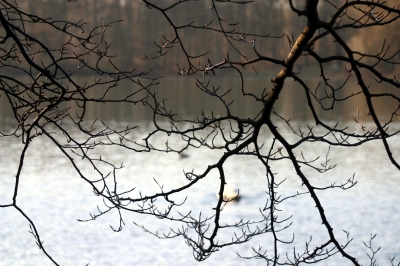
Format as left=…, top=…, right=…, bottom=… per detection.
left=0, top=119, right=399, bottom=266
left=0, top=75, right=400, bottom=265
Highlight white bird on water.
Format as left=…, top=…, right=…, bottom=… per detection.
left=217, top=184, right=240, bottom=201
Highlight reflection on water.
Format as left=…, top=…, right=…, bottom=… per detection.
left=1, top=75, right=400, bottom=265
left=1, top=74, right=398, bottom=126
left=1, top=120, right=399, bottom=266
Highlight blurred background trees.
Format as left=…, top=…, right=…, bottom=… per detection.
left=15, top=0, right=399, bottom=75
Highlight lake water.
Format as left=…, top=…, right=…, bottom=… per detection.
left=0, top=74, right=400, bottom=265
left=1, top=118, right=399, bottom=266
